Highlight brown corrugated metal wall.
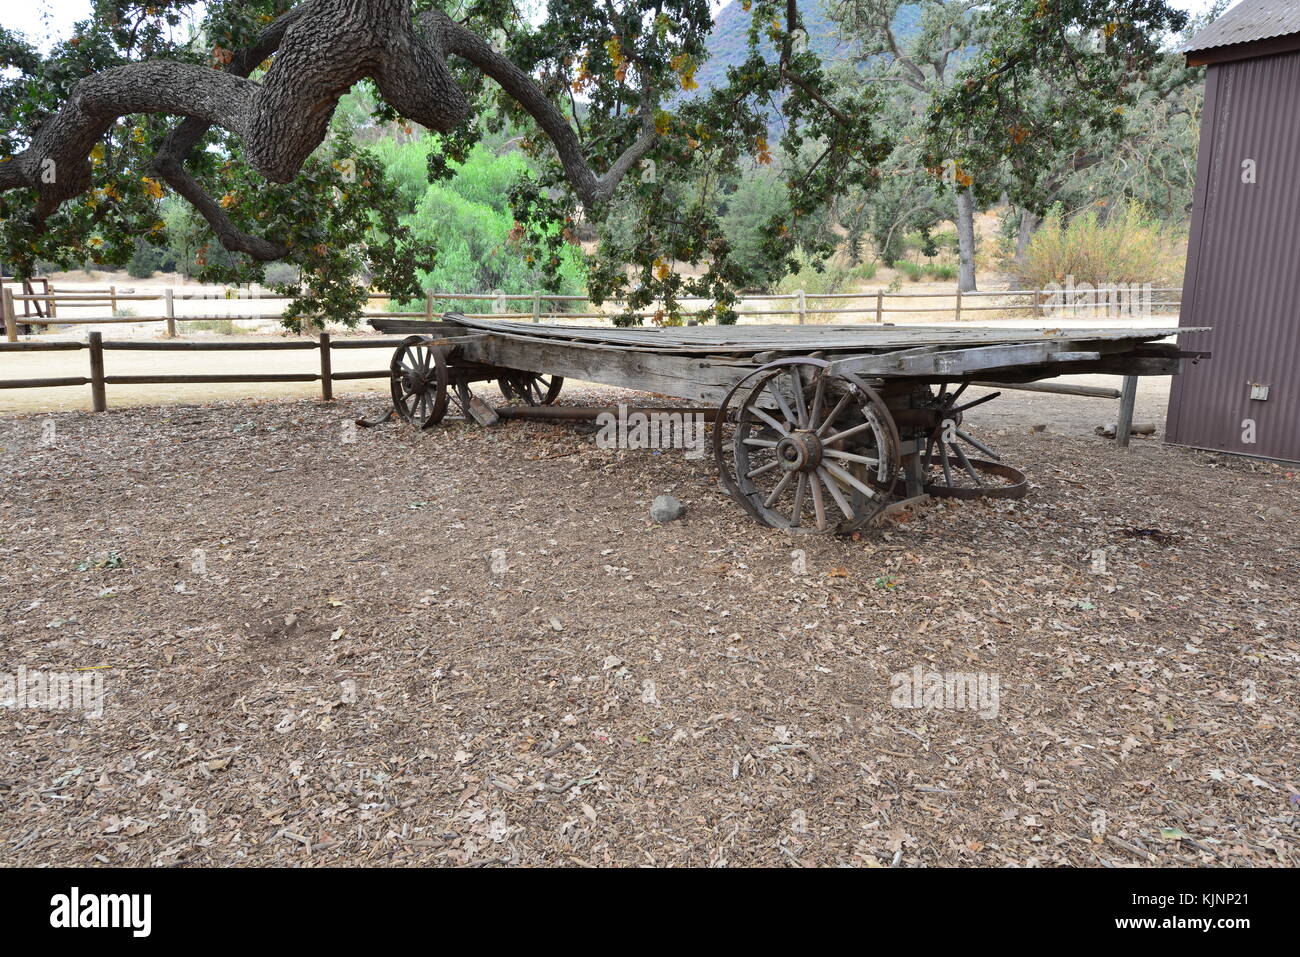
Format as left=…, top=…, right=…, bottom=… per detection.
left=1166, top=50, right=1300, bottom=463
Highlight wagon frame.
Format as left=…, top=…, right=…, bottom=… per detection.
left=368, top=313, right=1207, bottom=535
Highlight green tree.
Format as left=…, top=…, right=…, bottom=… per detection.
left=0, top=0, right=887, bottom=326
left=0, top=0, right=1189, bottom=323
left=923, top=0, right=1190, bottom=252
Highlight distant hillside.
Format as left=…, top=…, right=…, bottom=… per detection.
left=689, top=0, right=921, bottom=95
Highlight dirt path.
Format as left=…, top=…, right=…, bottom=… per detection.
left=1, top=388, right=1295, bottom=866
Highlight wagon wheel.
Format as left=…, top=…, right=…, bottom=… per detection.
left=390, top=336, right=449, bottom=428
left=715, top=358, right=901, bottom=535
left=498, top=371, right=564, bottom=406
left=446, top=380, right=475, bottom=420
left=919, top=383, right=1027, bottom=499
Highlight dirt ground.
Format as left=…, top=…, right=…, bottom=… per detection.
left=0, top=385, right=1296, bottom=867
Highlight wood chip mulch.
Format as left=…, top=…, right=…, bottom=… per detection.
left=1, top=387, right=1297, bottom=867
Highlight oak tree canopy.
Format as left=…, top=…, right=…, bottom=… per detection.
left=0, top=0, right=1184, bottom=324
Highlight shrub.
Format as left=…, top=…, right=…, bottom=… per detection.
left=127, top=238, right=159, bottom=278
left=1016, top=201, right=1183, bottom=290
left=775, top=253, right=878, bottom=296
left=263, top=262, right=300, bottom=287
left=895, top=260, right=923, bottom=282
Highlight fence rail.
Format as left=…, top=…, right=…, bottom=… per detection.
left=0, top=332, right=394, bottom=410
left=2, top=281, right=1183, bottom=341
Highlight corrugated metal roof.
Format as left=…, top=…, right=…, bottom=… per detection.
left=1182, top=0, right=1300, bottom=54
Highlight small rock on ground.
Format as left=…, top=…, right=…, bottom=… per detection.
left=650, top=494, right=684, bottom=522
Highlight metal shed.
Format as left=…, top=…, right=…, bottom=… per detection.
left=1165, top=0, right=1300, bottom=463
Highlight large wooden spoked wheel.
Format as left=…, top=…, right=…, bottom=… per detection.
left=498, top=371, right=564, bottom=406
left=919, top=383, right=1027, bottom=499
left=715, top=358, right=901, bottom=535
left=390, top=336, right=450, bottom=429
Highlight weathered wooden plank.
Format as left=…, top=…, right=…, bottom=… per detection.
left=458, top=333, right=747, bottom=403
left=829, top=342, right=1062, bottom=376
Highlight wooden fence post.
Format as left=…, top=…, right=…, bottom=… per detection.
left=47, top=281, right=57, bottom=320
left=3, top=287, right=17, bottom=342
left=955, top=288, right=962, bottom=322
left=795, top=289, right=806, bottom=325
left=1115, top=375, right=1138, bottom=449
left=88, top=331, right=107, bottom=412
left=109, top=284, right=117, bottom=315
left=425, top=289, right=434, bottom=321
left=319, top=332, right=333, bottom=401
left=532, top=290, right=541, bottom=323
left=164, top=287, right=176, bottom=338
left=875, top=290, right=883, bottom=324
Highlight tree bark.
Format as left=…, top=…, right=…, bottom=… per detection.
left=1014, top=207, right=1040, bottom=265
left=955, top=187, right=977, bottom=293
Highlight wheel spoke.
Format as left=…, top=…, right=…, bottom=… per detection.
left=789, top=474, right=807, bottom=528
left=766, top=380, right=798, bottom=427
left=950, top=392, right=999, bottom=416
left=823, top=460, right=878, bottom=500
left=748, top=406, right=791, bottom=437
left=788, top=366, right=808, bottom=427
left=951, top=441, right=984, bottom=485
left=742, top=437, right=778, bottom=448
left=822, top=419, right=876, bottom=444
left=955, top=428, right=1000, bottom=461
left=817, top=468, right=855, bottom=520
left=746, top=460, right=780, bottom=479
left=808, top=372, right=826, bottom=431
left=822, top=447, right=880, bottom=466
left=809, top=473, right=828, bottom=530
left=816, top=392, right=852, bottom=437
left=763, top=470, right=795, bottom=508
left=940, top=445, right=954, bottom=487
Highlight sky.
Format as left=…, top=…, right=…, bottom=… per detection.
left=5, top=0, right=1238, bottom=52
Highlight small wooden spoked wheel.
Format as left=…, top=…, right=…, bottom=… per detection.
left=919, top=383, right=1027, bottom=499
left=715, top=358, right=900, bottom=535
left=390, top=336, right=449, bottom=428
left=498, top=371, right=564, bottom=406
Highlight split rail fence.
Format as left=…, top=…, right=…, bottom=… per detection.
left=2, top=282, right=1182, bottom=339
left=1, top=284, right=1180, bottom=445
left=0, top=332, right=390, bottom=410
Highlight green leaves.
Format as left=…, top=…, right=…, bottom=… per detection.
left=922, top=0, right=1189, bottom=211
left=2, top=0, right=893, bottom=326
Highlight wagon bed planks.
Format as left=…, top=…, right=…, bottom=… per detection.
left=373, top=313, right=1197, bottom=359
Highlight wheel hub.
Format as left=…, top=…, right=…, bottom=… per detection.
left=776, top=430, right=823, bottom=473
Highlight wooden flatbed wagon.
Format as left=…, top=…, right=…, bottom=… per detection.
left=369, top=313, right=1207, bottom=535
